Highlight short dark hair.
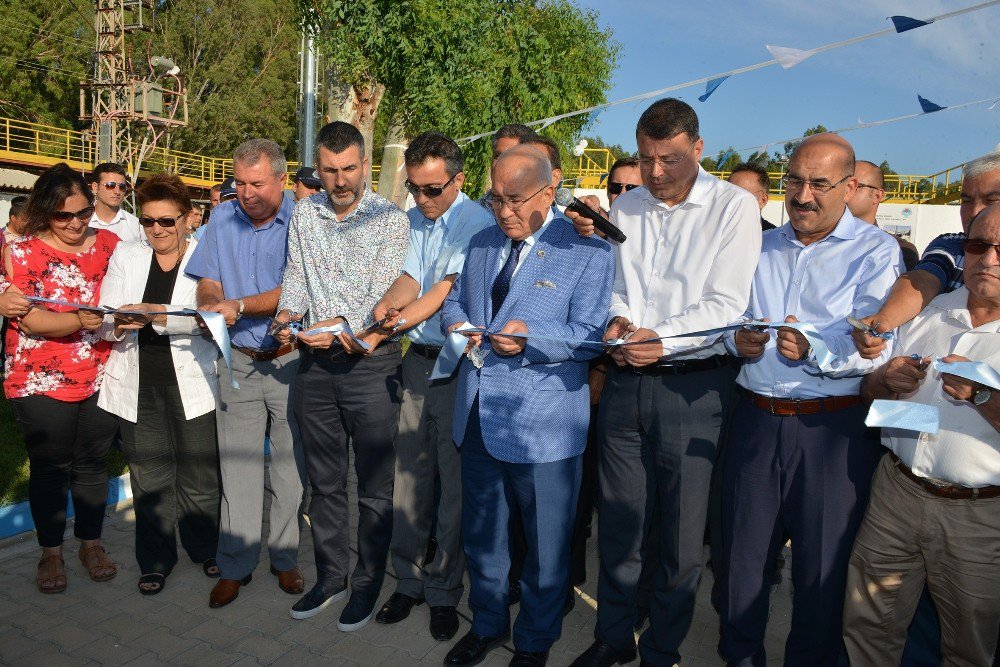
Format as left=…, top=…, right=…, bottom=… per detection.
left=729, top=162, right=770, bottom=192
left=636, top=98, right=699, bottom=142
left=491, top=124, right=536, bottom=156
left=9, top=195, right=27, bottom=218
left=91, top=162, right=128, bottom=184
left=404, top=131, right=464, bottom=177
left=316, top=121, right=365, bottom=157
left=527, top=135, right=562, bottom=171
left=856, top=160, right=885, bottom=189
left=22, top=163, right=94, bottom=237
left=608, top=156, right=639, bottom=183
left=135, top=173, right=193, bottom=215
left=210, top=183, right=222, bottom=194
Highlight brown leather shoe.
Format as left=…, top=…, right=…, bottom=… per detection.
left=270, top=565, right=304, bottom=594
left=209, top=574, right=252, bottom=608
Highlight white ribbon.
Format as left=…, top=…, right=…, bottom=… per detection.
left=932, top=358, right=1000, bottom=391
left=865, top=399, right=940, bottom=434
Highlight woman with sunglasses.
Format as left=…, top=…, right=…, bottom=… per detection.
left=97, top=173, right=220, bottom=596
left=1, top=163, right=120, bottom=594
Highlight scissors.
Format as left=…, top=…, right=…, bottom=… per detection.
left=268, top=312, right=303, bottom=336
left=847, top=316, right=894, bottom=341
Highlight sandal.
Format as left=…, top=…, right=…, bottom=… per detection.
left=79, top=544, right=117, bottom=582
left=137, top=573, right=166, bottom=596
left=36, top=554, right=67, bottom=594
left=202, top=558, right=221, bottom=579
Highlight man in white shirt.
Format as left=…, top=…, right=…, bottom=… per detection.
left=844, top=203, right=1000, bottom=667
left=89, top=162, right=142, bottom=243
left=569, top=98, right=761, bottom=667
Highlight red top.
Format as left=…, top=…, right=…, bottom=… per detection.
left=3, top=231, right=119, bottom=401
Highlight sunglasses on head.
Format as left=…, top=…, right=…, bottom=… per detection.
left=608, top=182, right=640, bottom=195
left=138, top=216, right=181, bottom=228
left=404, top=173, right=457, bottom=198
left=102, top=181, right=131, bottom=192
left=52, top=206, right=96, bottom=223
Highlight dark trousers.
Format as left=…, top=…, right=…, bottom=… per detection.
left=293, top=348, right=402, bottom=594
left=568, top=403, right=601, bottom=587
left=718, top=396, right=881, bottom=667
left=462, top=399, right=582, bottom=652
left=595, top=364, right=733, bottom=666
left=11, top=394, right=119, bottom=547
left=118, top=385, right=219, bottom=575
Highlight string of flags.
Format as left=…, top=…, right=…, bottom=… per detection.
left=456, top=0, right=1000, bottom=144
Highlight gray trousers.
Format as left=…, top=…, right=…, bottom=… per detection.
left=390, top=351, right=464, bottom=606
left=216, top=348, right=304, bottom=579
left=595, top=364, right=733, bottom=666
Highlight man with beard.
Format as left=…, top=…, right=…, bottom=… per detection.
left=274, top=121, right=410, bottom=629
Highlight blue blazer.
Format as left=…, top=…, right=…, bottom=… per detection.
left=441, top=217, right=614, bottom=464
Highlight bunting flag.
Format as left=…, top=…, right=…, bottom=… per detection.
left=455, top=0, right=1000, bottom=144
left=698, top=76, right=730, bottom=102
left=715, top=149, right=735, bottom=168
left=891, top=15, right=934, bottom=33
left=918, top=94, right=947, bottom=113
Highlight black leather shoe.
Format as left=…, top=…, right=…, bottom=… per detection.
left=430, top=605, right=459, bottom=641
left=509, top=650, right=548, bottom=666
left=507, top=580, right=521, bottom=606
left=444, top=630, right=510, bottom=666
left=570, top=640, right=638, bottom=667
left=375, top=592, right=425, bottom=624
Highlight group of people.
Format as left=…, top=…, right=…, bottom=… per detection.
left=1, top=96, right=997, bottom=667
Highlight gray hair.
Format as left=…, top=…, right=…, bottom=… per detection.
left=494, top=145, right=552, bottom=189
left=233, top=138, right=287, bottom=177
left=963, top=151, right=1000, bottom=180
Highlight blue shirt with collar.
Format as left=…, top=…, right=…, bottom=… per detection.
left=726, top=209, right=903, bottom=399
left=402, top=191, right=494, bottom=346
left=185, top=197, right=293, bottom=349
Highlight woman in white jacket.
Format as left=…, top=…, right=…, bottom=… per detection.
left=98, top=174, right=221, bottom=596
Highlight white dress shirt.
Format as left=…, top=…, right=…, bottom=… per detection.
left=608, top=167, right=761, bottom=360
left=726, top=211, right=903, bottom=398
left=90, top=207, right=143, bottom=243
left=883, top=287, right=1000, bottom=488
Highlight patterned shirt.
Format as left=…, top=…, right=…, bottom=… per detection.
left=278, top=188, right=410, bottom=330
left=913, top=232, right=965, bottom=294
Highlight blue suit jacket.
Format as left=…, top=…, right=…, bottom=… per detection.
left=441, top=216, right=614, bottom=464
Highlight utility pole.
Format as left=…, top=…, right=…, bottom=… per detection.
left=298, top=29, right=319, bottom=168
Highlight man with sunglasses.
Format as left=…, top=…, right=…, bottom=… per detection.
left=367, top=131, right=493, bottom=640
left=844, top=203, right=1000, bottom=666
left=89, top=162, right=142, bottom=243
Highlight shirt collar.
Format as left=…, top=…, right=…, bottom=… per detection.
left=315, top=186, right=375, bottom=223
left=419, top=191, right=467, bottom=229
left=90, top=208, right=126, bottom=226
left=234, top=196, right=293, bottom=228
left=519, top=208, right=554, bottom=250
left=640, top=165, right=714, bottom=209
left=777, top=206, right=857, bottom=247
left=934, top=286, right=1000, bottom=333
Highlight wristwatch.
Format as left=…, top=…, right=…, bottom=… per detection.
left=236, top=298, right=245, bottom=320
left=972, top=387, right=992, bottom=406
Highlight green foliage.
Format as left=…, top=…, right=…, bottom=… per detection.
left=700, top=147, right=742, bottom=173
left=782, top=124, right=827, bottom=157
left=582, top=135, right=630, bottom=161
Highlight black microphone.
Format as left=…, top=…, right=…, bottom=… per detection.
left=554, top=188, right=627, bottom=243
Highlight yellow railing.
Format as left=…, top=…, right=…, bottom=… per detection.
left=711, top=169, right=963, bottom=204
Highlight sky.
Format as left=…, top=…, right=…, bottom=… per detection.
left=570, top=0, right=999, bottom=174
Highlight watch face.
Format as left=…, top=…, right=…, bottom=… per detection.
left=974, top=388, right=992, bottom=406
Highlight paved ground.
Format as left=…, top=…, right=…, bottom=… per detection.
left=0, top=470, right=792, bottom=666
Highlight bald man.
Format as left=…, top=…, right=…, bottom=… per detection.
left=441, top=146, right=614, bottom=666
left=849, top=160, right=919, bottom=270
left=718, top=133, right=903, bottom=666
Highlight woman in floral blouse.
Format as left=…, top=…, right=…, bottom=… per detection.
left=2, top=163, right=120, bottom=594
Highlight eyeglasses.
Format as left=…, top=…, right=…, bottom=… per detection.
left=856, top=183, right=883, bottom=191
left=485, top=184, right=549, bottom=212
left=101, top=181, right=130, bottom=192
left=51, top=206, right=96, bottom=223
left=138, top=216, right=181, bottom=228
left=405, top=173, right=457, bottom=198
left=608, top=182, right=641, bottom=195
left=781, top=174, right=851, bottom=194
left=636, top=142, right=696, bottom=171
left=962, top=238, right=1000, bottom=256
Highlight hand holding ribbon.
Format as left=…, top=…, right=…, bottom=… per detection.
left=934, top=355, right=1000, bottom=400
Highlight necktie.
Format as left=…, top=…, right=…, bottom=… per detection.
left=491, top=239, right=525, bottom=319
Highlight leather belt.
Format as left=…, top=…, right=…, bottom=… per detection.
left=746, top=390, right=861, bottom=416
left=232, top=343, right=296, bottom=362
left=890, top=453, right=1000, bottom=500
left=303, top=340, right=402, bottom=360
left=408, top=342, right=442, bottom=360
left=629, top=355, right=730, bottom=376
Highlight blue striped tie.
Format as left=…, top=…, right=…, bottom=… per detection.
left=491, top=240, right=525, bottom=319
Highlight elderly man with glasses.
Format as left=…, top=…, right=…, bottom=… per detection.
left=89, top=162, right=142, bottom=243
left=367, top=131, right=493, bottom=641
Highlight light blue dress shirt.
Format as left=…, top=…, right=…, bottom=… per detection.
left=402, top=191, right=494, bottom=346
left=726, top=209, right=903, bottom=399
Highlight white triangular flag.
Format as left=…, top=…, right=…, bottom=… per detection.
left=766, top=45, right=814, bottom=69
left=989, top=99, right=999, bottom=111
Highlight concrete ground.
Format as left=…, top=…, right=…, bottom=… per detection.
left=0, top=469, right=792, bottom=666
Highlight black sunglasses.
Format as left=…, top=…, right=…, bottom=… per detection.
left=963, top=238, right=1000, bottom=255
left=138, top=216, right=181, bottom=228
left=404, top=173, right=457, bottom=198
left=102, top=181, right=131, bottom=191
left=52, top=206, right=96, bottom=223
left=608, top=182, right=641, bottom=195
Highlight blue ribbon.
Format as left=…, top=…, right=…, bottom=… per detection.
left=932, top=358, right=1000, bottom=391
left=865, top=399, right=940, bottom=434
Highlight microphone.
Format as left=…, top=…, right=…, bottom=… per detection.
left=554, top=188, right=627, bottom=243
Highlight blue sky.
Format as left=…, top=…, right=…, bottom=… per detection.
left=572, top=0, right=999, bottom=175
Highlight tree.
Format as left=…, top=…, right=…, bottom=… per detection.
left=582, top=136, right=630, bottom=162
left=783, top=124, right=827, bottom=158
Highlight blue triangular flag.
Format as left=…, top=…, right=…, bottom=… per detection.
left=918, top=95, right=946, bottom=113
left=698, top=76, right=729, bottom=102
left=716, top=150, right=735, bottom=168
left=890, top=15, right=933, bottom=33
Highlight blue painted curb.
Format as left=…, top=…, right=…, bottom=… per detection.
left=0, top=475, right=132, bottom=541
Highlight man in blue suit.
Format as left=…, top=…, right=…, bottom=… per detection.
left=441, top=146, right=615, bottom=667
